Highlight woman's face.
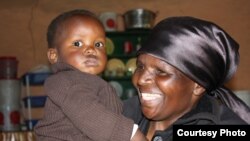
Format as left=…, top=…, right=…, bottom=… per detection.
left=132, top=54, right=201, bottom=122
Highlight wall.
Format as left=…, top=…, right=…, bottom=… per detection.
left=0, top=0, right=249, bottom=90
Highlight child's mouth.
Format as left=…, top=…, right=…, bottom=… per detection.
left=84, top=58, right=98, bottom=66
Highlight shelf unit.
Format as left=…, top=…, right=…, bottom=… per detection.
left=104, top=30, right=150, bottom=99
left=21, top=73, right=50, bottom=130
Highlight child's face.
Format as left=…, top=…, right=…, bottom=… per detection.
left=48, top=15, right=107, bottom=75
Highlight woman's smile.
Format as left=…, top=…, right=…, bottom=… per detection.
left=139, top=91, right=164, bottom=107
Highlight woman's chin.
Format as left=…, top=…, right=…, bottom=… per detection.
left=142, top=107, right=158, bottom=119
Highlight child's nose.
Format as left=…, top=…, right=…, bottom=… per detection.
left=85, top=46, right=96, bottom=54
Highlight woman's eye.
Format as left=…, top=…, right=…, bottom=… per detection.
left=73, top=41, right=83, bottom=47
left=155, top=69, right=168, bottom=76
left=95, top=42, right=104, bottom=48
left=135, top=63, right=144, bottom=71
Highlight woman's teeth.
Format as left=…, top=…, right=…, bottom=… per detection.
left=141, top=93, right=162, bottom=101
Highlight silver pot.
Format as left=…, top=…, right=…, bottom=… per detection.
left=123, top=8, right=157, bottom=30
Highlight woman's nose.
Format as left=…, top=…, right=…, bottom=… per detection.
left=137, top=69, right=154, bottom=86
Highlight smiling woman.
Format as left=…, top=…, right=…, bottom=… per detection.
left=123, top=16, right=250, bottom=141
left=133, top=54, right=197, bottom=122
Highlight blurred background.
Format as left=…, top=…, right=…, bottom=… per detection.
left=0, top=0, right=249, bottom=139
left=0, top=0, right=249, bottom=89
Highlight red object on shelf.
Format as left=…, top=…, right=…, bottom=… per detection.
left=0, top=80, right=21, bottom=131
left=124, top=41, right=133, bottom=54
left=0, top=112, right=4, bottom=125
left=106, top=18, right=115, bottom=28
left=10, top=111, right=20, bottom=125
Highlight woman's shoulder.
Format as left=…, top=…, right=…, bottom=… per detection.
left=206, top=95, right=248, bottom=125
left=178, top=95, right=247, bottom=125
left=122, top=96, right=143, bottom=122
left=216, top=103, right=247, bottom=124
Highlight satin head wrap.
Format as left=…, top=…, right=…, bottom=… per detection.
left=138, top=16, right=250, bottom=123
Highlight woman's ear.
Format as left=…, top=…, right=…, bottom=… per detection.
left=47, top=48, right=58, bottom=64
left=193, top=83, right=205, bottom=96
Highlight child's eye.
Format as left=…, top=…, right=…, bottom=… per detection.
left=73, top=41, right=83, bottom=47
left=95, top=42, right=104, bottom=48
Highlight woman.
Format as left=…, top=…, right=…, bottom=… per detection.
left=123, top=16, right=250, bottom=141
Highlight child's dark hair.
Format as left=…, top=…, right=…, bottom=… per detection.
left=47, top=9, right=103, bottom=48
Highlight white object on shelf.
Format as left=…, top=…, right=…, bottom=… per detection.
left=109, top=81, right=123, bottom=97
left=25, top=75, right=33, bottom=130
left=0, top=80, right=21, bottom=131
left=29, top=64, right=51, bottom=73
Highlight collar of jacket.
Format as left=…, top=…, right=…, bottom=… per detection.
left=51, top=62, right=78, bottom=73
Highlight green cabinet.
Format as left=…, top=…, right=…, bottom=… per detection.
left=103, top=30, right=150, bottom=99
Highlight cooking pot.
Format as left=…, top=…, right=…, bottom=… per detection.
left=123, top=8, right=157, bottom=30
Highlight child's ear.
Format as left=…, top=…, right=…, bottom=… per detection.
left=47, top=48, right=58, bottom=64
left=193, top=83, right=205, bottom=96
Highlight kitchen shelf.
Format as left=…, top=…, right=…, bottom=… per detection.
left=21, top=72, right=51, bottom=86
left=23, top=96, right=47, bottom=108
left=105, top=30, right=150, bottom=99
left=106, top=30, right=150, bottom=56
left=108, top=54, right=136, bottom=59
left=102, top=76, right=131, bottom=81
left=21, top=72, right=50, bottom=130
left=106, top=30, right=151, bottom=36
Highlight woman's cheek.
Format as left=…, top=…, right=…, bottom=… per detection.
left=132, top=72, right=138, bottom=87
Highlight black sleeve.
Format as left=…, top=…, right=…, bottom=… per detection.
left=122, top=96, right=143, bottom=124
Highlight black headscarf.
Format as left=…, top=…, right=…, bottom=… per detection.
left=138, top=16, right=250, bottom=123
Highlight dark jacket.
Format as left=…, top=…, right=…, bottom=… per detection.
left=34, top=62, right=133, bottom=141
left=123, top=94, right=247, bottom=141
